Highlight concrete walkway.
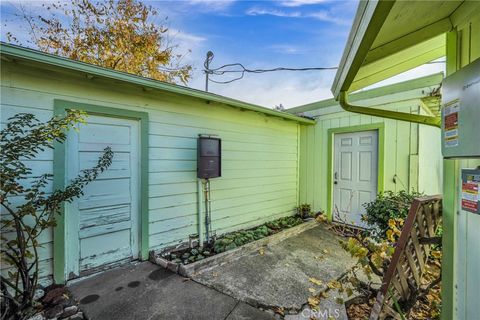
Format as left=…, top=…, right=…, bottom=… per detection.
left=69, top=262, right=274, bottom=320
left=191, top=223, right=356, bottom=312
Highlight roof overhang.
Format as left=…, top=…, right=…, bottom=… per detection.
left=288, top=72, right=443, bottom=114
left=0, top=43, right=315, bottom=125
left=331, top=0, right=480, bottom=98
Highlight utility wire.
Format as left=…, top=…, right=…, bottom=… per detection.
left=204, top=52, right=337, bottom=85
left=203, top=51, right=446, bottom=85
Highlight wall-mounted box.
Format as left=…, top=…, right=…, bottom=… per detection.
left=197, top=136, right=221, bottom=179
left=441, top=58, right=480, bottom=159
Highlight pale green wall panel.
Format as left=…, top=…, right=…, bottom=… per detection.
left=449, top=14, right=480, bottom=320
left=1, top=61, right=302, bottom=282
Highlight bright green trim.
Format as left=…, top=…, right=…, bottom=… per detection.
left=331, top=0, right=394, bottom=98
left=349, top=38, right=445, bottom=93
left=326, top=123, right=385, bottom=221
left=296, top=124, right=301, bottom=206
left=441, top=30, right=458, bottom=320
left=53, top=100, right=149, bottom=284
left=0, top=42, right=314, bottom=125
left=338, top=91, right=441, bottom=128
left=365, top=18, right=451, bottom=65
left=288, top=72, right=443, bottom=114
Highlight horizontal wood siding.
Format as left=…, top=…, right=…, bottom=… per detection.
left=1, top=62, right=300, bottom=283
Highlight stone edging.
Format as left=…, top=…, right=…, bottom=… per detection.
left=150, top=220, right=319, bottom=277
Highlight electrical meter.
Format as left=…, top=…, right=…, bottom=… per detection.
left=197, top=136, right=221, bottom=179
left=441, top=58, right=480, bottom=158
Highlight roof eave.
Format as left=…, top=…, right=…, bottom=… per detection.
left=289, top=72, right=443, bottom=114
left=0, top=42, right=315, bottom=125
left=331, top=0, right=394, bottom=99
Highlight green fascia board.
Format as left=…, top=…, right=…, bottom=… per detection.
left=53, top=100, right=149, bottom=284
left=326, top=123, right=385, bottom=221
left=330, top=0, right=456, bottom=98
left=0, top=42, right=315, bottom=125
left=288, top=72, right=443, bottom=114
left=331, top=0, right=394, bottom=98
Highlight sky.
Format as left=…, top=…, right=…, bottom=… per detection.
left=0, top=0, right=445, bottom=109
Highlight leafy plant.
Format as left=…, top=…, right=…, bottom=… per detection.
left=296, top=203, right=313, bottom=219
left=0, top=112, right=113, bottom=319
left=362, top=190, right=422, bottom=239
left=213, top=215, right=303, bottom=254
left=335, top=191, right=442, bottom=318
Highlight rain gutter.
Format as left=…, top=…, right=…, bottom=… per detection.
left=338, top=91, right=441, bottom=127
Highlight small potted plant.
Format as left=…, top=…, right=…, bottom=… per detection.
left=297, top=203, right=313, bottom=220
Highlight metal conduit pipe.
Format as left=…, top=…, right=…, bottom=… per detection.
left=338, top=91, right=441, bottom=128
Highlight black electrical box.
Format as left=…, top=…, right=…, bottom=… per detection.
left=197, top=136, right=221, bottom=179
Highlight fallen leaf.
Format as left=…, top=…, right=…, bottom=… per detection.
left=322, top=249, right=329, bottom=254
left=327, top=280, right=341, bottom=289
left=308, top=288, right=316, bottom=293
left=309, top=277, right=323, bottom=286
left=259, top=248, right=265, bottom=255
left=346, top=288, right=353, bottom=297
left=274, top=307, right=284, bottom=316
left=308, top=296, right=320, bottom=307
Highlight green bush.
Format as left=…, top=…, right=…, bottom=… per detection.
left=363, top=190, right=422, bottom=240
left=297, top=203, right=313, bottom=219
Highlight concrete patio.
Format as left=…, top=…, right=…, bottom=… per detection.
left=191, top=222, right=355, bottom=313
left=69, top=262, right=274, bottom=320
left=69, top=222, right=357, bottom=319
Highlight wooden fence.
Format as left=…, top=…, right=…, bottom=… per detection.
left=370, top=195, right=443, bottom=319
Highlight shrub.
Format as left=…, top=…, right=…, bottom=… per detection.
left=363, top=190, right=423, bottom=240
left=296, top=203, right=313, bottom=219
left=0, top=112, right=113, bottom=318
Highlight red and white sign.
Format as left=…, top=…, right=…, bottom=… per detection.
left=462, top=182, right=479, bottom=213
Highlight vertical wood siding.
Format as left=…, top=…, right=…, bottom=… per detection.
left=1, top=62, right=301, bottom=283
left=298, top=100, right=442, bottom=214
left=450, top=14, right=480, bottom=320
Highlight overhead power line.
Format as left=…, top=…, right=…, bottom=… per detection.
left=203, top=51, right=337, bottom=89
left=203, top=51, right=446, bottom=90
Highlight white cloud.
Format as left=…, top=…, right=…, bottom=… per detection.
left=186, top=0, right=236, bottom=12
left=188, top=60, right=336, bottom=109
left=246, top=7, right=301, bottom=18
left=245, top=6, right=349, bottom=25
left=308, top=10, right=349, bottom=25
left=167, top=28, right=206, bottom=44
left=279, top=0, right=329, bottom=7
left=363, top=59, right=446, bottom=91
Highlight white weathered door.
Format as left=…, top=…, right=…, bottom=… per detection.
left=333, top=130, right=378, bottom=227
left=66, top=115, right=140, bottom=277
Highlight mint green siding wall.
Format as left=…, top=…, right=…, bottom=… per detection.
left=446, top=14, right=480, bottom=320
left=1, top=61, right=301, bottom=283
left=298, top=100, right=442, bottom=215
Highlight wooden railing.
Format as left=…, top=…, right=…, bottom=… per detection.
left=370, top=195, right=443, bottom=319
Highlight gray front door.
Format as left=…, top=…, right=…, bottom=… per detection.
left=333, top=130, right=378, bottom=227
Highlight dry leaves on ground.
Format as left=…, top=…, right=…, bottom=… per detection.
left=309, top=277, right=323, bottom=286
left=308, top=296, right=320, bottom=307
